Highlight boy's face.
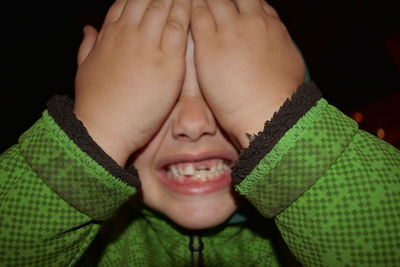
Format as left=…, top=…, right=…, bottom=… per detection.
left=132, top=32, right=242, bottom=230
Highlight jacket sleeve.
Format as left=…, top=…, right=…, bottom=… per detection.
left=0, top=96, right=140, bottom=266
left=232, top=82, right=400, bottom=266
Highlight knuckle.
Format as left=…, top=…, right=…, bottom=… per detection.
left=269, top=6, right=280, bottom=18
left=279, top=22, right=289, bottom=34
left=166, top=17, right=185, bottom=34
left=148, top=0, right=167, bottom=11
left=269, top=17, right=288, bottom=33
left=101, top=23, right=119, bottom=38
left=163, top=28, right=186, bottom=52
left=245, top=15, right=268, bottom=29
left=192, top=5, right=209, bottom=18
left=163, top=30, right=185, bottom=51
left=111, top=0, right=125, bottom=10
left=171, top=1, right=189, bottom=18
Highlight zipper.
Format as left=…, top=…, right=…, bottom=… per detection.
left=189, top=235, right=204, bottom=267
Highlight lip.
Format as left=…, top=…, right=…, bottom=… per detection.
left=155, top=151, right=238, bottom=195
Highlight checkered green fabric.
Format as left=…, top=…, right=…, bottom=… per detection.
left=77, top=204, right=283, bottom=266
left=1, top=98, right=399, bottom=266
left=18, top=111, right=136, bottom=221
left=237, top=99, right=400, bottom=266
left=0, top=111, right=135, bottom=266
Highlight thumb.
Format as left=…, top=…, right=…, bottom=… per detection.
left=77, top=25, right=98, bottom=67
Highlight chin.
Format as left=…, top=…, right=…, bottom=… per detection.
left=172, top=209, right=236, bottom=230
left=143, top=187, right=240, bottom=230
left=170, top=196, right=238, bottom=230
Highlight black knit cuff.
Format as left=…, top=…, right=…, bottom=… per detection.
left=231, top=81, right=322, bottom=185
left=46, top=95, right=141, bottom=189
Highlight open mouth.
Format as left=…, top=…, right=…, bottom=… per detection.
left=163, top=159, right=231, bottom=184
left=156, top=156, right=235, bottom=195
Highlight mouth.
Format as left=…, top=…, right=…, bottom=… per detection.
left=156, top=153, right=236, bottom=195
left=164, top=159, right=231, bottom=182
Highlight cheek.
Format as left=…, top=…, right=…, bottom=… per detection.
left=133, top=151, right=164, bottom=209
left=131, top=128, right=168, bottom=208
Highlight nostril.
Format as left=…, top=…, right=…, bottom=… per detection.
left=171, top=96, right=218, bottom=141
left=177, top=134, right=190, bottom=141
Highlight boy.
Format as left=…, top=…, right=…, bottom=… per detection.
left=1, top=0, right=399, bottom=266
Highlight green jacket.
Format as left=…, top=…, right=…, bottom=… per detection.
left=1, top=82, right=399, bottom=266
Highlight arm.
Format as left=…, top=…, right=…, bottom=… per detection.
left=233, top=82, right=400, bottom=265
left=0, top=107, right=136, bottom=266
left=191, top=0, right=400, bottom=265
left=0, top=0, right=190, bottom=265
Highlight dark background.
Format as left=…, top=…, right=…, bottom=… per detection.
left=2, top=0, right=400, bottom=153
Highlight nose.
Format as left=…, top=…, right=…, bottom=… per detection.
left=172, top=95, right=217, bottom=142
left=171, top=29, right=217, bottom=142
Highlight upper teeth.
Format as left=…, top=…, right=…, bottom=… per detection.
left=185, top=165, right=196, bottom=175
left=197, top=165, right=208, bottom=171
left=167, top=160, right=229, bottom=177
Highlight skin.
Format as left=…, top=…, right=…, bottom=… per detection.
left=131, top=31, right=241, bottom=229
left=74, top=0, right=305, bottom=229
left=191, top=0, right=305, bottom=147
left=75, top=0, right=191, bottom=165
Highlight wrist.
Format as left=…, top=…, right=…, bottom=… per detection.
left=46, top=95, right=142, bottom=181
left=233, top=122, right=264, bottom=150
left=233, top=81, right=323, bottom=151
left=231, top=99, right=286, bottom=150
left=83, top=126, right=133, bottom=167
left=73, top=112, right=138, bottom=167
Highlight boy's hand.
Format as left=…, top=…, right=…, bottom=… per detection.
left=74, top=0, right=191, bottom=166
left=191, top=0, right=305, bottom=148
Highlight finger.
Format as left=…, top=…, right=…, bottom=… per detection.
left=139, top=0, right=174, bottom=42
left=118, top=0, right=153, bottom=25
left=161, top=0, right=191, bottom=54
left=102, top=0, right=128, bottom=26
left=234, top=0, right=264, bottom=15
left=204, top=0, right=238, bottom=27
left=191, top=0, right=216, bottom=37
left=77, top=25, right=98, bottom=67
left=261, top=1, right=280, bottom=19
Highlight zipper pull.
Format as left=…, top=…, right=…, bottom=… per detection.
left=189, top=235, right=204, bottom=267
